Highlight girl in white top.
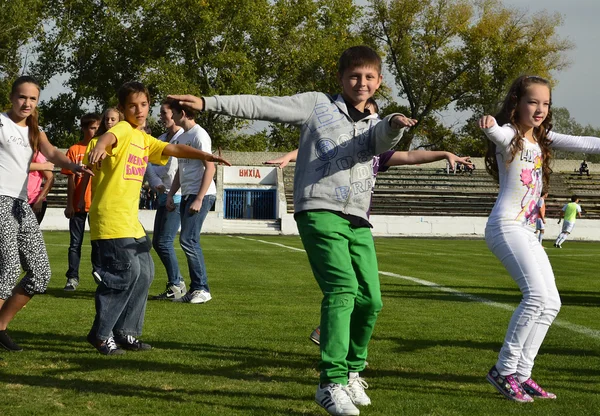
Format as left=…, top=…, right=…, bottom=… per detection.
left=479, top=75, right=600, bottom=402
left=0, top=76, right=91, bottom=352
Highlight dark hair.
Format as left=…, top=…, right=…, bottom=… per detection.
left=166, top=97, right=198, bottom=119
left=338, top=45, right=382, bottom=76
left=117, top=81, right=150, bottom=108
left=80, top=112, right=102, bottom=128
left=10, top=76, right=41, bottom=152
left=571, top=195, right=578, bottom=202
left=366, top=97, right=379, bottom=114
left=485, top=75, right=553, bottom=190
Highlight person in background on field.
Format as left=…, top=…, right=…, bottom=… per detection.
left=534, top=190, right=548, bottom=244
left=554, top=195, right=582, bottom=248
left=27, top=150, right=55, bottom=224
left=0, top=76, right=92, bottom=352
left=62, top=112, right=102, bottom=291
left=169, top=45, right=418, bottom=416
left=165, top=98, right=217, bottom=305
left=480, top=75, right=600, bottom=403
left=148, top=100, right=186, bottom=300
left=83, top=81, right=230, bottom=356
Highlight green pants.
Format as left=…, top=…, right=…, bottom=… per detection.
left=296, top=211, right=382, bottom=384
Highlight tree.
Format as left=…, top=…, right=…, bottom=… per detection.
left=364, top=0, right=573, bottom=151
left=33, top=0, right=364, bottom=150
left=0, top=0, right=44, bottom=110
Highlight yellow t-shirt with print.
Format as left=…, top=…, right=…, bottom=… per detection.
left=85, top=121, right=169, bottom=240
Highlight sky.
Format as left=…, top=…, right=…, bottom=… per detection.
left=501, top=0, right=600, bottom=126
left=42, top=0, right=599, bottom=127
left=355, top=0, right=599, bottom=126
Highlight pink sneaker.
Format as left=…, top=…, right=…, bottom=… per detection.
left=486, top=366, right=534, bottom=403
left=521, top=378, right=557, bottom=399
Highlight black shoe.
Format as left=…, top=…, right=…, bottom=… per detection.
left=87, top=332, right=126, bottom=355
left=0, top=330, right=23, bottom=352
left=114, top=335, right=152, bottom=351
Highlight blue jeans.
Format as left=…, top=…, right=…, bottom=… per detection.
left=152, top=203, right=183, bottom=286
left=90, top=235, right=154, bottom=340
left=179, top=194, right=215, bottom=292
left=66, top=212, right=88, bottom=281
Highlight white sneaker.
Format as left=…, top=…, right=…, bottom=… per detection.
left=175, top=289, right=212, bottom=304
left=315, top=383, right=359, bottom=416
left=346, top=373, right=371, bottom=406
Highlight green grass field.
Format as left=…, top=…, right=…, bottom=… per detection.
left=1, top=232, right=599, bottom=415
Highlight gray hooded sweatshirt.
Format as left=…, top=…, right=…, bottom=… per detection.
left=204, top=92, right=406, bottom=222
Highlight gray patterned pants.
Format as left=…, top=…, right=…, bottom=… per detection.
left=0, top=195, right=52, bottom=299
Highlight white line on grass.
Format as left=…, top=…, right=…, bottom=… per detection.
left=233, top=236, right=600, bottom=341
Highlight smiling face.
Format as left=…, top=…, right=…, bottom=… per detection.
left=517, top=83, right=551, bottom=131
left=9, top=82, right=40, bottom=123
left=120, top=92, right=149, bottom=128
left=338, top=65, right=382, bottom=111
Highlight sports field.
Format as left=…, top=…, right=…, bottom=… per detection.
left=1, top=232, right=599, bottom=415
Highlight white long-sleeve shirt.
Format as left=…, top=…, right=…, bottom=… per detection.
left=482, top=120, right=600, bottom=230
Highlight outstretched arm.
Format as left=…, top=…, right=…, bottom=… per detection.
left=264, top=149, right=299, bottom=169
left=39, top=132, right=93, bottom=176
left=385, top=150, right=473, bottom=171
left=163, top=144, right=231, bottom=166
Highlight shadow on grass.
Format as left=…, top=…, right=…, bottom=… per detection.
left=381, top=284, right=600, bottom=307
left=41, top=287, right=96, bottom=300
left=0, top=370, right=320, bottom=415
left=371, top=335, right=600, bottom=358
left=3, top=330, right=317, bottom=386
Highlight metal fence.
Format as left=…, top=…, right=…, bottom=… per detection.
left=224, top=189, right=276, bottom=219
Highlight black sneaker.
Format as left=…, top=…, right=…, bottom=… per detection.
left=64, top=278, right=79, bottom=291
left=87, top=332, right=126, bottom=355
left=114, top=335, right=152, bottom=351
left=150, top=283, right=186, bottom=300
left=0, top=330, right=23, bottom=352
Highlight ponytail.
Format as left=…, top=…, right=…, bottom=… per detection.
left=26, top=108, right=41, bottom=152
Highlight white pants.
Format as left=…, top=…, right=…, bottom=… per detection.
left=561, top=220, right=575, bottom=234
left=485, top=224, right=561, bottom=379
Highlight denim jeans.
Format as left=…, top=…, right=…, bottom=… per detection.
left=66, top=212, right=88, bottom=281
left=152, top=203, right=183, bottom=286
left=90, top=235, right=154, bottom=340
left=179, top=194, right=215, bottom=292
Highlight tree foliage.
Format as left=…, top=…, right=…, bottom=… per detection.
left=31, top=0, right=363, bottom=149
left=0, top=0, right=44, bottom=110
left=365, top=0, right=573, bottom=152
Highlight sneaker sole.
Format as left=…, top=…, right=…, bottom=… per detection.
left=314, top=399, right=360, bottom=416
left=486, top=374, right=533, bottom=403
left=309, top=335, right=320, bottom=345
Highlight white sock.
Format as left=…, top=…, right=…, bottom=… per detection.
left=348, top=372, right=359, bottom=379
left=538, top=232, right=543, bottom=243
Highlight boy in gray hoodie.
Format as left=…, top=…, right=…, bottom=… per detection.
left=170, top=45, right=417, bottom=416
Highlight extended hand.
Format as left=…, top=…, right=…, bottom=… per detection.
left=391, top=115, right=418, bottom=129
left=264, top=156, right=291, bottom=169
left=210, top=154, right=232, bottom=166
left=478, top=115, right=496, bottom=129
left=167, top=94, right=204, bottom=112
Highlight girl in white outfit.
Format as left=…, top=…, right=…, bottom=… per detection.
left=479, top=75, right=600, bottom=402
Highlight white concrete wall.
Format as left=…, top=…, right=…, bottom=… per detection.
left=41, top=208, right=600, bottom=241
left=280, top=213, right=600, bottom=241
